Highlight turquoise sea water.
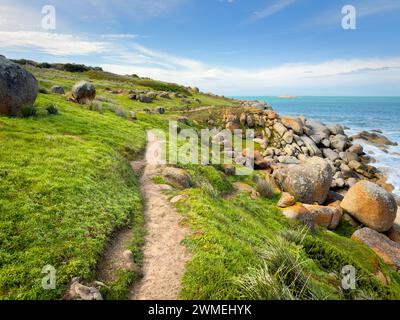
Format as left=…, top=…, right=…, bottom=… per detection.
left=234, top=96, right=400, bottom=195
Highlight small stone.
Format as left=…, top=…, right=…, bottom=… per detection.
left=277, top=192, right=296, bottom=208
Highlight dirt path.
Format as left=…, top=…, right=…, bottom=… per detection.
left=129, top=142, right=191, bottom=300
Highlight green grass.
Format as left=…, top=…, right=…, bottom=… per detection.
left=0, top=64, right=236, bottom=300
left=172, top=166, right=400, bottom=300
left=3, top=63, right=400, bottom=301
left=0, top=94, right=150, bottom=299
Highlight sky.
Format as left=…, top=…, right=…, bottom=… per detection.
left=0, top=0, right=399, bottom=96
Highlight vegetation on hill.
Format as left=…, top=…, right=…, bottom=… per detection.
left=1, top=62, right=400, bottom=300
left=0, top=65, right=234, bottom=299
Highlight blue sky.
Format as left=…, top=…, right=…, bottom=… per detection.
left=0, top=0, right=399, bottom=95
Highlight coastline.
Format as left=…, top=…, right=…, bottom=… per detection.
left=233, top=96, right=400, bottom=195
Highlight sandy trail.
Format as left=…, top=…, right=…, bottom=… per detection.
left=129, top=142, right=191, bottom=300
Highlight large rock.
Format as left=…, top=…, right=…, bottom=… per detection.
left=0, top=56, right=38, bottom=116
left=387, top=224, right=400, bottom=244
left=72, top=81, right=96, bottom=104
left=352, top=228, right=400, bottom=269
left=281, top=116, right=304, bottom=135
left=51, top=85, right=65, bottom=94
left=273, top=122, right=288, bottom=137
left=330, top=134, right=349, bottom=152
left=162, top=167, right=192, bottom=189
left=339, top=151, right=359, bottom=163
left=139, top=94, right=153, bottom=103
left=341, top=181, right=397, bottom=232
left=303, top=203, right=343, bottom=230
left=322, top=148, right=339, bottom=162
left=273, top=157, right=333, bottom=205
left=306, top=120, right=330, bottom=139
left=277, top=192, right=296, bottom=208
left=348, top=144, right=364, bottom=155
left=327, top=124, right=345, bottom=135
left=301, top=136, right=321, bottom=157
left=351, top=131, right=398, bottom=147
left=282, top=204, right=315, bottom=231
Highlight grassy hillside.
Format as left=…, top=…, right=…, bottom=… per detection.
left=160, top=165, right=400, bottom=300
left=0, top=66, right=234, bottom=299
left=2, top=64, right=400, bottom=300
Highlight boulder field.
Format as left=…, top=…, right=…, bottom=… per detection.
left=217, top=107, right=399, bottom=269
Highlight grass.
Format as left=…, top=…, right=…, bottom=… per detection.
left=172, top=165, right=400, bottom=300
left=0, top=64, right=235, bottom=300
left=3, top=62, right=400, bottom=301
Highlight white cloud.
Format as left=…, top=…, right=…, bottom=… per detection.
left=250, top=0, right=296, bottom=21
left=0, top=4, right=42, bottom=31
left=100, top=52, right=400, bottom=95
left=0, top=31, right=107, bottom=55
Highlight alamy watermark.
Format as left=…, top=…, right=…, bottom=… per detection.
left=42, top=265, right=56, bottom=290
left=146, top=122, right=255, bottom=175
left=41, top=5, right=56, bottom=31
left=342, top=5, right=357, bottom=30
left=341, top=265, right=357, bottom=290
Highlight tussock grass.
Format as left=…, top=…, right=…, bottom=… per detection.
left=235, top=235, right=323, bottom=300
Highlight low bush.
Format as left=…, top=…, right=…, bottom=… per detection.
left=255, top=177, right=274, bottom=199
left=21, top=105, right=37, bottom=117
left=46, top=105, right=59, bottom=115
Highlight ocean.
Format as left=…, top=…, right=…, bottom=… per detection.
left=235, top=96, right=400, bottom=195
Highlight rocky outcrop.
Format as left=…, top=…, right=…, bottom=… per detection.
left=0, top=56, right=38, bottom=116
left=162, top=167, right=192, bottom=189
left=72, top=81, right=96, bottom=104
left=219, top=106, right=394, bottom=201
left=341, top=181, right=397, bottom=232
left=281, top=116, right=304, bottom=135
left=352, top=228, right=400, bottom=269
left=351, top=131, right=398, bottom=147
left=274, top=157, right=333, bottom=205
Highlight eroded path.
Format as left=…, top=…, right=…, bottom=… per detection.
left=129, top=143, right=191, bottom=300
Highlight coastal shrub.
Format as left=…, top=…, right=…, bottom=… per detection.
left=189, top=165, right=233, bottom=195
left=21, top=105, right=37, bottom=117
left=88, top=101, right=104, bottom=114
left=46, top=104, right=59, bottom=115
left=197, top=178, right=219, bottom=199
left=235, top=236, right=323, bottom=300
left=115, top=108, right=128, bottom=118
left=305, top=233, right=400, bottom=300
left=63, top=63, right=90, bottom=73
left=280, top=227, right=309, bottom=246
left=256, top=178, right=274, bottom=199
left=96, top=96, right=113, bottom=103
left=136, top=79, right=190, bottom=95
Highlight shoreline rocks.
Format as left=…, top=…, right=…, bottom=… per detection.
left=341, top=181, right=397, bottom=232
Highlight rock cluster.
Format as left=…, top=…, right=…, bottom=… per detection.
left=218, top=107, right=399, bottom=267
left=127, top=89, right=195, bottom=104
left=222, top=109, right=392, bottom=192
